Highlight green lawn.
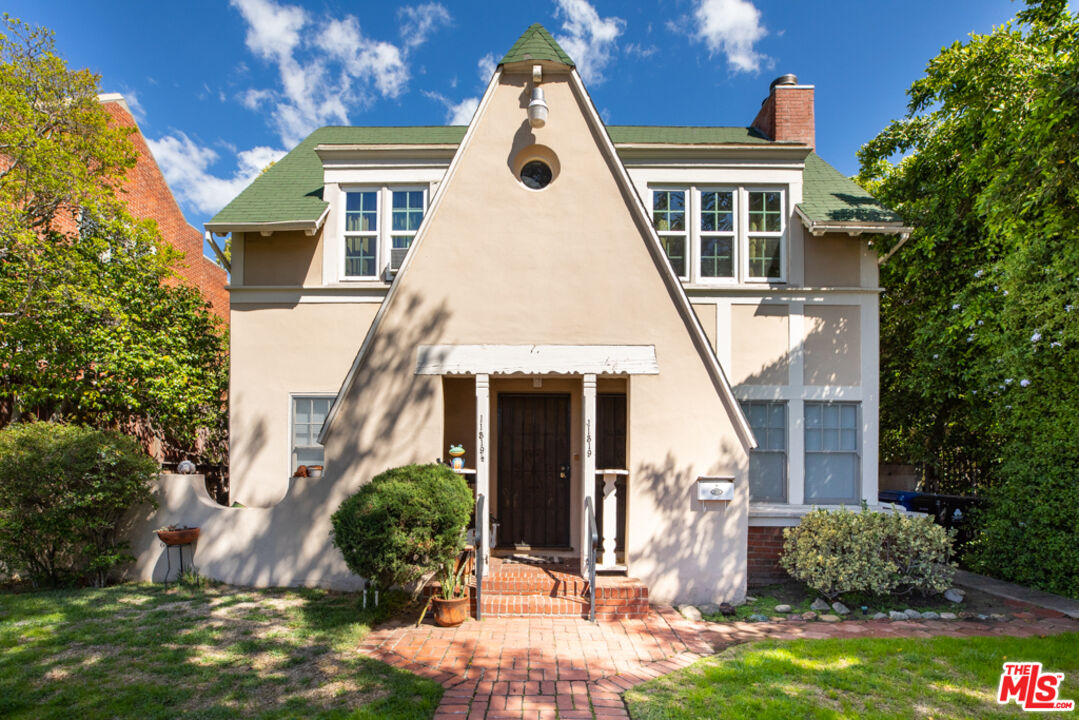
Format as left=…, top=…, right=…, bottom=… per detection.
left=626, top=633, right=1079, bottom=719
left=0, top=582, right=441, bottom=719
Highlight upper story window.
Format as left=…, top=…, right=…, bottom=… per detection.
left=342, top=187, right=427, bottom=280
left=650, top=186, right=786, bottom=284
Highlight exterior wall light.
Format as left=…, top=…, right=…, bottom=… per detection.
left=528, top=87, right=548, bottom=129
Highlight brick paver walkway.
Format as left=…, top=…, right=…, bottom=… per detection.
left=358, top=606, right=1079, bottom=719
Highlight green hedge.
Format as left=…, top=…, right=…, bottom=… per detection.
left=330, top=464, right=472, bottom=591
left=0, top=422, right=158, bottom=587
left=781, top=505, right=956, bottom=600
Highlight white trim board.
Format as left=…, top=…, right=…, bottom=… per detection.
left=415, top=345, right=659, bottom=376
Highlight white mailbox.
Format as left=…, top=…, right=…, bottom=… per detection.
left=697, top=476, right=735, bottom=501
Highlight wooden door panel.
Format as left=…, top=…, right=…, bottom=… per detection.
left=497, top=394, right=570, bottom=548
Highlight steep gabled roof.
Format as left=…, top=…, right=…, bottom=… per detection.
left=500, top=23, right=574, bottom=67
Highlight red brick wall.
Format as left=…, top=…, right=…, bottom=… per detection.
left=747, top=526, right=789, bottom=586
left=100, top=98, right=229, bottom=320
left=751, top=85, right=815, bottom=150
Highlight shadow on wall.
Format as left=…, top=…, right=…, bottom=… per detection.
left=124, top=293, right=454, bottom=591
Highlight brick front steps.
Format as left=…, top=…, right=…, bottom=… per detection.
left=472, top=559, right=649, bottom=620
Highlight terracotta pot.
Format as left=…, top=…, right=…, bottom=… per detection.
left=432, top=595, right=470, bottom=627
left=156, top=527, right=200, bottom=546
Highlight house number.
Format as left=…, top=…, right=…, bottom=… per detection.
left=478, top=415, right=485, bottom=462
left=586, top=419, right=592, bottom=459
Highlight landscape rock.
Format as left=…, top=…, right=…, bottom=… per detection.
left=939, top=612, right=958, bottom=620
left=770, top=616, right=786, bottom=622
left=819, top=614, right=841, bottom=623
left=943, top=588, right=966, bottom=604
left=718, top=602, right=736, bottom=616
left=745, top=596, right=758, bottom=603
left=958, top=611, right=976, bottom=620
left=904, top=609, right=923, bottom=620
left=698, top=603, right=721, bottom=616
left=774, top=604, right=792, bottom=613
left=831, top=602, right=851, bottom=616
left=976, top=613, right=989, bottom=621
left=801, top=611, right=818, bottom=621
left=990, top=613, right=1008, bottom=621
left=678, top=605, right=703, bottom=622
left=810, top=599, right=831, bottom=611
left=920, top=611, right=941, bottom=620
left=872, top=612, right=889, bottom=620
left=889, top=611, right=908, bottom=621
left=748, top=613, right=770, bottom=623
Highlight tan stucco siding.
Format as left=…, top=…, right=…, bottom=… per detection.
left=803, top=233, right=862, bottom=287
left=324, top=71, right=748, bottom=604
left=242, top=229, right=323, bottom=286
left=731, top=303, right=790, bottom=385
left=803, top=304, right=861, bottom=385
left=230, top=302, right=378, bottom=506
left=692, top=303, right=717, bottom=350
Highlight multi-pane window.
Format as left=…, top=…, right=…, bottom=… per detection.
left=747, top=190, right=784, bottom=280
left=741, top=401, right=787, bottom=502
left=344, top=191, right=378, bottom=277
left=391, top=190, right=424, bottom=254
left=292, top=396, right=332, bottom=473
left=700, top=190, right=735, bottom=279
left=805, top=402, right=860, bottom=503
left=342, top=187, right=426, bottom=279
left=650, top=186, right=785, bottom=283
left=652, top=189, right=687, bottom=279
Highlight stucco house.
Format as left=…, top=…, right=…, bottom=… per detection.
left=133, top=25, right=908, bottom=615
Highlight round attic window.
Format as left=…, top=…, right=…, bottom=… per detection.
left=520, top=160, right=553, bottom=189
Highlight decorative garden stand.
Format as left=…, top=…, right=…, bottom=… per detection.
left=156, top=527, right=200, bottom=587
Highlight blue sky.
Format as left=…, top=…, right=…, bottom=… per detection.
left=7, top=0, right=1044, bottom=244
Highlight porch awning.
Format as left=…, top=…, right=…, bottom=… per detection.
left=415, top=344, right=658, bottom=375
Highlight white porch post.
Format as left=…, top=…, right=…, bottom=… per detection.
left=581, top=374, right=597, bottom=570
left=475, top=374, right=491, bottom=565
left=600, top=472, right=619, bottom=568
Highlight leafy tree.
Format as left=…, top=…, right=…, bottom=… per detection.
left=859, top=0, right=1079, bottom=595
left=0, top=16, right=227, bottom=460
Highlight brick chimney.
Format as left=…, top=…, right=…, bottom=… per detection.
left=751, top=74, right=814, bottom=149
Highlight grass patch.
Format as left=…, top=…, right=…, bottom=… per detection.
left=0, top=583, right=442, bottom=719
left=625, top=633, right=1079, bottom=719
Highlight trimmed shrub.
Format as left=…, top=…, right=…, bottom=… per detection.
left=330, top=464, right=472, bottom=591
left=780, top=505, right=956, bottom=600
left=0, top=422, right=158, bottom=587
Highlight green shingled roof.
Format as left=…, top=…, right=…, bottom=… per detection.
left=208, top=126, right=900, bottom=232
left=500, top=24, right=574, bottom=67
left=798, top=152, right=902, bottom=226
left=607, top=125, right=772, bottom=145
left=207, top=126, right=467, bottom=228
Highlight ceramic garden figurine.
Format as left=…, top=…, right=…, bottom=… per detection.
left=448, top=444, right=465, bottom=470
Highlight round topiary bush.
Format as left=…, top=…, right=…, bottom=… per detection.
left=780, top=504, right=956, bottom=600
left=0, top=422, right=158, bottom=587
left=330, top=464, right=472, bottom=592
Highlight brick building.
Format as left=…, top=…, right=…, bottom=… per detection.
left=98, top=94, right=229, bottom=318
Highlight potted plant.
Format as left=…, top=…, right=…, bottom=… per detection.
left=156, top=524, right=200, bottom=546
left=432, top=551, right=470, bottom=627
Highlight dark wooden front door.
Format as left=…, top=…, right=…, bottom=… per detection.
left=497, top=393, right=571, bottom=548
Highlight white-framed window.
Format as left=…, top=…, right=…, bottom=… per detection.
left=649, top=186, right=786, bottom=284
left=745, top=189, right=785, bottom=281
left=741, top=400, right=787, bottom=502
left=804, top=401, right=860, bottom=503
left=341, top=186, right=427, bottom=280
left=651, top=188, right=688, bottom=280
left=291, top=395, right=333, bottom=473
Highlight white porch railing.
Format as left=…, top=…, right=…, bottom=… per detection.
left=595, top=469, right=628, bottom=569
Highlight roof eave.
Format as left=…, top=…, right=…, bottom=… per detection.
left=795, top=204, right=911, bottom=238
left=205, top=205, right=329, bottom=236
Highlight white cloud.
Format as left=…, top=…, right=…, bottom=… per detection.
left=423, top=91, right=479, bottom=125
left=681, top=0, right=770, bottom=73
left=146, top=132, right=285, bottom=215
left=121, top=89, right=147, bottom=124
left=229, top=0, right=448, bottom=147
left=553, top=0, right=625, bottom=85
left=477, top=52, right=497, bottom=82
left=399, top=3, right=452, bottom=48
